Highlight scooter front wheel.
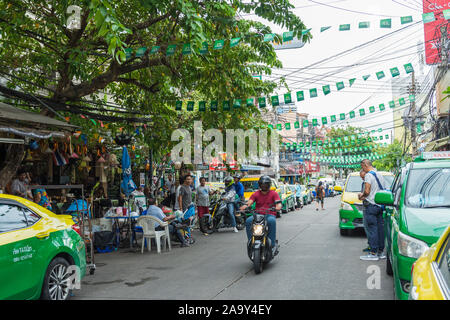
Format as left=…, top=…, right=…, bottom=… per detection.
left=253, top=248, right=263, bottom=274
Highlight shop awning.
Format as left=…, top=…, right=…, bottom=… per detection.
left=0, top=102, right=76, bottom=130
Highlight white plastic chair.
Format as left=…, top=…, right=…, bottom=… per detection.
left=136, top=216, right=171, bottom=254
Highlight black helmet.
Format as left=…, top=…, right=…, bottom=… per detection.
left=224, top=176, right=234, bottom=188
left=233, top=174, right=242, bottom=180
left=258, top=175, right=272, bottom=192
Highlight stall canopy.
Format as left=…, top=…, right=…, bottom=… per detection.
left=0, top=102, right=77, bottom=140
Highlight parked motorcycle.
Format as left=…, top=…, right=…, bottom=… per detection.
left=247, top=206, right=280, bottom=274
left=198, top=193, right=245, bottom=233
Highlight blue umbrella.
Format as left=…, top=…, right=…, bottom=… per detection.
left=120, top=146, right=136, bottom=197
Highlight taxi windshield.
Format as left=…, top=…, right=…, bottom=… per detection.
left=345, top=176, right=363, bottom=192
left=242, top=181, right=259, bottom=192
left=405, top=168, right=450, bottom=208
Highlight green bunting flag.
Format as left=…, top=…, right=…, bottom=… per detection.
left=199, top=42, right=209, bottom=54
left=283, top=31, right=294, bottom=42
left=233, top=99, right=241, bottom=108
left=401, top=16, right=413, bottom=24
left=166, top=44, right=176, bottom=56
left=348, top=79, right=355, bottom=88
left=399, top=98, right=405, bottom=106
left=263, top=34, right=275, bottom=42
left=404, top=63, right=414, bottom=74
left=331, top=115, right=337, bottom=122
left=285, top=123, right=291, bottom=130
left=389, top=101, right=395, bottom=108
left=230, top=37, right=241, bottom=48
left=339, top=24, right=350, bottom=31
left=150, top=45, right=160, bottom=54
left=312, top=119, right=318, bottom=127
left=379, top=104, right=385, bottom=111
left=385, top=134, right=389, bottom=139
left=369, top=106, right=375, bottom=113
left=320, top=26, right=331, bottom=32
left=136, top=46, right=147, bottom=57
left=409, top=95, right=415, bottom=102
left=303, top=120, right=309, bottom=127
left=187, top=101, right=194, bottom=111
left=175, top=100, right=182, bottom=111
left=310, top=88, right=318, bottom=98
left=363, top=75, right=370, bottom=81
left=390, top=67, right=400, bottom=77
left=444, top=9, right=450, bottom=20
left=350, top=111, right=355, bottom=118
left=297, top=91, right=305, bottom=101
left=340, top=113, right=346, bottom=120
left=258, top=97, right=266, bottom=108
left=125, top=48, right=133, bottom=59
left=211, top=101, right=218, bottom=111
left=380, top=19, right=392, bottom=28
left=376, top=71, right=385, bottom=80
left=323, top=85, right=331, bottom=95
left=246, top=98, right=254, bottom=107
left=284, top=93, right=292, bottom=104
left=422, top=12, right=436, bottom=23
left=336, top=82, right=345, bottom=91
left=182, top=43, right=192, bottom=55
left=322, top=117, right=328, bottom=125
left=359, top=109, right=365, bottom=116
left=359, top=21, right=370, bottom=29
left=199, top=101, right=206, bottom=112
left=294, top=121, right=300, bottom=129
left=271, top=96, right=279, bottom=107
left=277, top=124, right=282, bottom=131
left=268, top=124, right=274, bottom=130
left=213, top=40, right=225, bottom=50
left=223, top=100, right=230, bottom=111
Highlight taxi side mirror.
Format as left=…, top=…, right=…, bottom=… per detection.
left=375, top=190, right=394, bottom=206
left=334, top=185, right=342, bottom=192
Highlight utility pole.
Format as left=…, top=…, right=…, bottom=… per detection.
left=409, top=71, right=418, bottom=157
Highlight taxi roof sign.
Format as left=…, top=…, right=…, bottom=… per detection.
left=421, top=151, right=450, bottom=160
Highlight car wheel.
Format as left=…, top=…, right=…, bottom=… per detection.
left=41, top=257, right=72, bottom=301
left=386, top=253, right=393, bottom=276
left=339, top=228, right=348, bottom=236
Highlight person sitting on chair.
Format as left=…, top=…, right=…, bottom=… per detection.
left=144, top=196, right=189, bottom=247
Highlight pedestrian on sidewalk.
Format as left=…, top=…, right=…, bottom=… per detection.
left=358, top=159, right=387, bottom=261
left=315, top=181, right=325, bottom=211
left=178, top=174, right=193, bottom=213
left=196, top=177, right=213, bottom=219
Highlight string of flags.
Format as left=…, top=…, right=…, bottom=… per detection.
left=295, top=152, right=387, bottom=165
left=123, top=12, right=450, bottom=59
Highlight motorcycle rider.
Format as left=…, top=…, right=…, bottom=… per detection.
left=240, top=176, right=282, bottom=253
left=223, top=176, right=239, bottom=233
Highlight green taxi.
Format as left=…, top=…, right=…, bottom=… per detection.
left=375, top=152, right=450, bottom=300
left=0, top=194, right=86, bottom=300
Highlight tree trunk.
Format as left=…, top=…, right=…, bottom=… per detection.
left=0, top=144, right=25, bottom=190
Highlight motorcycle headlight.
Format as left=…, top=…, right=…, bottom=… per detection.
left=397, top=231, right=428, bottom=259
left=340, top=202, right=353, bottom=211
left=252, top=224, right=264, bottom=236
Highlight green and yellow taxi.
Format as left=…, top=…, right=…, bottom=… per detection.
left=0, top=194, right=86, bottom=300
left=279, top=184, right=295, bottom=213
left=410, top=225, right=450, bottom=300
left=241, top=176, right=280, bottom=201
left=336, top=171, right=394, bottom=236
left=375, top=152, right=450, bottom=300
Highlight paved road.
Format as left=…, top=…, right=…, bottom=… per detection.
left=75, top=197, right=393, bottom=300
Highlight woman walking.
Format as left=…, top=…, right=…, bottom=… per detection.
left=315, top=181, right=325, bottom=211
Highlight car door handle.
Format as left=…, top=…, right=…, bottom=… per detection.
left=36, top=232, right=50, bottom=239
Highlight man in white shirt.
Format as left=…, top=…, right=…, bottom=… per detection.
left=144, top=197, right=189, bottom=247
left=358, top=159, right=387, bottom=261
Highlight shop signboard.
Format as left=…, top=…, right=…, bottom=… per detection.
left=423, top=0, right=449, bottom=64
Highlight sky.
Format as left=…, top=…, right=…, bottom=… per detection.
left=242, top=0, right=430, bottom=141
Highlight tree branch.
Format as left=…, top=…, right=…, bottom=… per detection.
left=117, top=78, right=159, bottom=93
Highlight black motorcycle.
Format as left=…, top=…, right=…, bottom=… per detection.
left=247, top=205, right=280, bottom=274
left=199, top=193, right=245, bottom=233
